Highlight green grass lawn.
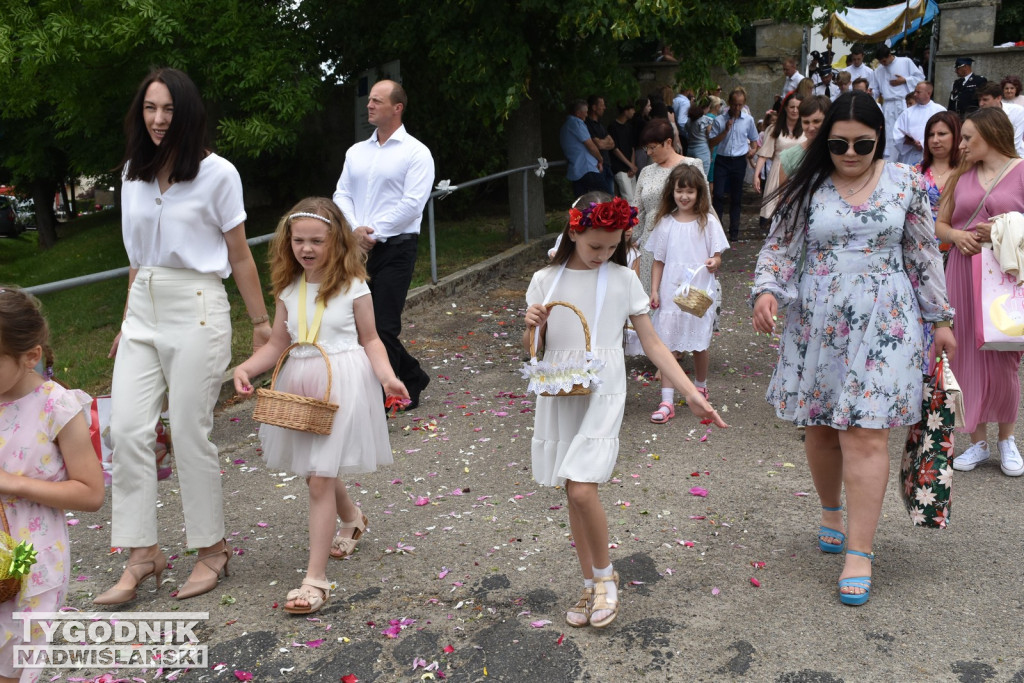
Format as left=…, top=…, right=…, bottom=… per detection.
left=0, top=206, right=559, bottom=395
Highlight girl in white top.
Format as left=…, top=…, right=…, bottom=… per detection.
left=523, top=197, right=726, bottom=630
left=97, top=68, right=271, bottom=607
left=234, top=197, right=405, bottom=614
left=647, top=164, right=730, bottom=423
left=234, top=197, right=407, bottom=614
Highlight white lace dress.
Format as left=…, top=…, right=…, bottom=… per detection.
left=259, top=277, right=393, bottom=477
left=645, top=212, right=730, bottom=352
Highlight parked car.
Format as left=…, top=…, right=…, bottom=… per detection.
left=0, top=197, right=23, bottom=237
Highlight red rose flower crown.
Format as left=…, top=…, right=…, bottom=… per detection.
left=568, top=197, right=638, bottom=233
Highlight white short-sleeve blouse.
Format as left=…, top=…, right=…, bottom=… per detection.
left=121, top=153, right=246, bottom=278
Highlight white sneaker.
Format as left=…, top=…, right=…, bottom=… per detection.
left=998, top=436, right=1024, bottom=477
left=952, top=441, right=989, bottom=471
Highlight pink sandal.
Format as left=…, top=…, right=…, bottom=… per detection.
left=650, top=401, right=675, bottom=424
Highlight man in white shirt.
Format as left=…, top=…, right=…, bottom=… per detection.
left=977, top=82, right=1024, bottom=157
left=708, top=87, right=760, bottom=240
left=333, top=80, right=435, bottom=409
left=893, top=82, right=946, bottom=165
left=842, top=44, right=875, bottom=95
left=780, top=57, right=804, bottom=101
left=874, top=45, right=925, bottom=160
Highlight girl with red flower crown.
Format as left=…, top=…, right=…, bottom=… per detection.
left=523, top=193, right=727, bottom=629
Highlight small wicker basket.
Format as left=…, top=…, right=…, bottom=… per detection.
left=672, top=265, right=714, bottom=318
left=0, top=504, right=21, bottom=604
left=253, top=343, right=339, bottom=435
left=526, top=301, right=596, bottom=397
left=673, top=288, right=713, bottom=317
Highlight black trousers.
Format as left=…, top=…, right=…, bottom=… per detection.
left=712, top=154, right=748, bottom=239
left=366, top=235, right=429, bottom=397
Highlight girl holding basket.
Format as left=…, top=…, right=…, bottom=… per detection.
left=523, top=195, right=726, bottom=629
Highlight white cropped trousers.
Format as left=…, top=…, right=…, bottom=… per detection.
left=110, top=267, right=231, bottom=548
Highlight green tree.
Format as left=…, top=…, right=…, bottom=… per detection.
left=0, top=0, right=320, bottom=249
left=303, top=0, right=836, bottom=238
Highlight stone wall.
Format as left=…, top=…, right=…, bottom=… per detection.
left=933, top=0, right=1024, bottom=108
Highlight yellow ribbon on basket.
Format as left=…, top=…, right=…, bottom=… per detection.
left=297, top=274, right=326, bottom=344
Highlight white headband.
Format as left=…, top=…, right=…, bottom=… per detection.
left=289, top=212, right=331, bottom=225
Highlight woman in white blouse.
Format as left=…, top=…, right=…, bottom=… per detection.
left=95, top=69, right=271, bottom=605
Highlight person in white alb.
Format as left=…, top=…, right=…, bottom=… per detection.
left=977, top=82, right=1024, bottom=157
left=841, top=44, right=876, bottom=95
left=99, top=68, right=272, bottom=606
left=333, top=80, right=435, bottom=410
left=893, top=82, right=946, bottom=165
left=780, top=57, right=805, bottom=101
left=874, top=45, right=925, bottom=160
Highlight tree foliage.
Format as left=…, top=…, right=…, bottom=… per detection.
left=0, top=0, right=321, bottom=248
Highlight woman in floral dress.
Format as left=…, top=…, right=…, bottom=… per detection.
left=752, top=91, right=955, bottom=606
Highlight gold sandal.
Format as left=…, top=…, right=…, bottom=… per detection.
left=330, top=513, right=368, bottom=559
left=589, top=571, right=620, bottom=628
left=283, top=578, right=331, bottom=614
left=565, top=587, right=594, bottom=628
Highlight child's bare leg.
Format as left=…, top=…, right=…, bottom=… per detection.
left=333, top=479, right=361, bottom=529
left=693, top=350, right=709, bottom=384
left=287, top=475, right=336, bottom=610
left=565, top=480, right=616, bottom=623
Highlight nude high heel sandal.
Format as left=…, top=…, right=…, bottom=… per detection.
left=175, top=540, right=230, bottom=600
left=93, top=547, right=167, bottom=605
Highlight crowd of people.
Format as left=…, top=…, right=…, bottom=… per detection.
left=3, top=46, right=1024, bottom=679
left=552, top=43, right=1024, bottom=613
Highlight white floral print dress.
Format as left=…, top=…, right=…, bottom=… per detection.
left=751, top=162, right=953, bottom=429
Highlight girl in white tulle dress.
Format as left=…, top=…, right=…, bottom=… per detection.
left=234, top=198, right=407, bottom=616
left=646, top=164, right=730, bottom=424
left=523, top=196, right=726, bottom=631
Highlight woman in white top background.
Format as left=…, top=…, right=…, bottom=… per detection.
left=95, top=68, right=272, bottom=605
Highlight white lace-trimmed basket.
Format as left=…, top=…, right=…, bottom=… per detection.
left=522, top=301, right=605, bottom=397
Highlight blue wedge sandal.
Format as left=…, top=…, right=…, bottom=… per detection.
left=838, top=549, right=874, bottom=606
left=818, top=505, right=846, bottom=554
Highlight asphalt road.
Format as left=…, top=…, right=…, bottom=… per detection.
left=54, top=222, right=1024, bottom=683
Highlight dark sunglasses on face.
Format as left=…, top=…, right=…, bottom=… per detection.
left=827, top=138, right=877, bottom=155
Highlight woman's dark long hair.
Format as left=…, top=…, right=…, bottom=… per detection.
left=122, top=68, right=209, bottom=183
left=773, top=91, right=885, bottom=219
left=920, top=111, right=962, bottom=172
left=771, top=92, right=803, bottom=141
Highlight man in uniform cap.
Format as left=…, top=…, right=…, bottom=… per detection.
left=949, top=57, right=987, bottom=118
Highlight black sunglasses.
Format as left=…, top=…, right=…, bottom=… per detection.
left=827, top=138, right=877, bottom=155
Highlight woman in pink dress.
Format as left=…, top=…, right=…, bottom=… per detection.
left=935, top=107, right=1024, bottom=477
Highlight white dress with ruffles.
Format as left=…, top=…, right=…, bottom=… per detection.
left=259, top=278, right=394, bottom=477
left=527, top=264, right=650, bottom=486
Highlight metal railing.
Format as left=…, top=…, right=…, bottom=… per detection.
left=24, top=159, right=564, bottom=296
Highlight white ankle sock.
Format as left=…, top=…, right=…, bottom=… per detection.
left=694, top=379, right=707, bottom=389
left=583, top=578, right=594, bottom=589
left=661, top=388, right=675, bottom=404
left=592, top=565, right=617, bottom=605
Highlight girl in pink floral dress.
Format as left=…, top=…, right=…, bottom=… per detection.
left=0, top=288, right=104, bottom=683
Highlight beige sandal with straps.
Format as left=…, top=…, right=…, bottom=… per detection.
left=565, top=586, right=594, bottom=628
left=590, top=571, right=620, bottom=628
left=283, top=577, right=331, bottom=614
left=330, top=513, right=368, bottom=559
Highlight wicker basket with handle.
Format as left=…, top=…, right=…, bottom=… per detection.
left=672, top=264, right=714, bottom=318
left=525, top=301, right=599, bottom=397
left=253, top=342, right=339, bottom=435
